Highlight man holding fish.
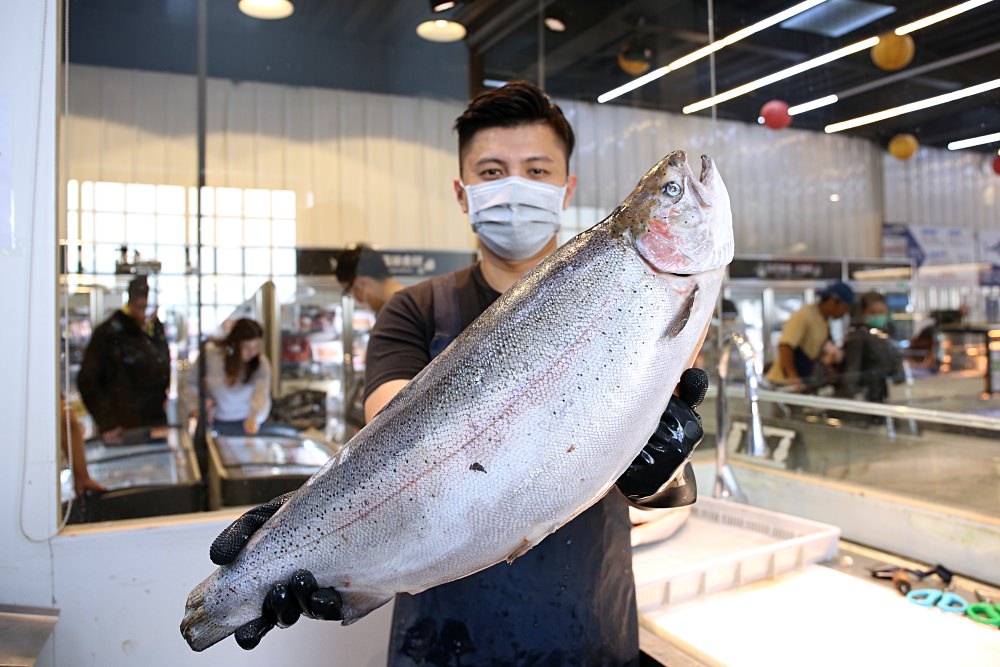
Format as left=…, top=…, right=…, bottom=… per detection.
left=187, top=81, right=726, bottom=664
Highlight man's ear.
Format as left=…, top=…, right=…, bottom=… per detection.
left=454, top=179, right=469, bottom=214
left=562, top=174, right=578, bottom=210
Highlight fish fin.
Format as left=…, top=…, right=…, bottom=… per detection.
left=505, top=539, right=534, bottom=564
left=504, top=519, right=560, bottom=563
left=663, top=286, right=698, bottom=339
left=337, top=589, right=395, bottom=625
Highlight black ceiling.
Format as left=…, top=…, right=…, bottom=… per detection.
left=66, top=0, right=1000, bottom=152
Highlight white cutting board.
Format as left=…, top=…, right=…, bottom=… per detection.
left=642, top=565, right=1000, bottom=666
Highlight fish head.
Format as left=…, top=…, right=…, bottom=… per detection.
left=620, top=151, right=734, bottom=275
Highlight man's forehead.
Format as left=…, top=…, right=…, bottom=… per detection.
left=472, top=153, right=555, bottom=167
left=462, top=123, right=567, bottom=161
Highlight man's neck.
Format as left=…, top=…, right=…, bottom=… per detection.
left=124, top=305, right=146, bottom=327
left=479, top=238, right=557, bottom=293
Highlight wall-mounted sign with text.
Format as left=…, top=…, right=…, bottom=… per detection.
left=296, top=248, right=478, bottom=280
left=728, top=258, right=843, bottom=282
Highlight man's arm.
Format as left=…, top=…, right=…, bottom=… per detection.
left=361, top=285, right=435, bottom=423
left=77, top=323, right=117, bottom=432
left=363, top=379, right=409, bottom=423
left=776, top=343, right=804, bottom=388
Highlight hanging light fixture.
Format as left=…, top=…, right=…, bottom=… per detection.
left=239, top=0, right=294, bottom=20
left=416, top=19, right=467, bottom=42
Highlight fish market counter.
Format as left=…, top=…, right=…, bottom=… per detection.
left=633, top=498, right=1000, bottom=667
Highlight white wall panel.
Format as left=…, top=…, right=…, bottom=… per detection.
left=883, top=146, right=1000, bottom=231
left=69, top=64, right=1000, bottom=260
left=560, top=98, right=884, bottom=258
left=65, top=65, right=473, bottom=250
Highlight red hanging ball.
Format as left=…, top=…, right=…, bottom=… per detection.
left=993, top=156, right=1000, bottom=176
left=760, top=100, right=792, bottom=130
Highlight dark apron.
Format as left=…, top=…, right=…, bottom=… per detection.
left=386, top=273, right=639, bottom=667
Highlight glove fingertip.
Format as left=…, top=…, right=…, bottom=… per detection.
left=234, top=617, right=273, bottom=650
left=679, top=368, right=709, bottom=408
left=310, top=588, right=345, bottom=621
left=209, top=526, right=252, bottom=565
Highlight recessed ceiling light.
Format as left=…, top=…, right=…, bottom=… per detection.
left=544, top=16, right=566, bottom=32
left=417, top=19, right=467, bottom=43
left=239, top=0, right=294, bottom=20
left=432, top=1, right=456, bottom=11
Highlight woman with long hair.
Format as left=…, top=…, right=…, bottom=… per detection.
left=186, top=318, right=272, bottom=436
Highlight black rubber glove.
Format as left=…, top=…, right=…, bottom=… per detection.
left=210, top=492, right=344, bottom=650
left=616, top=368, right=708, bottom=508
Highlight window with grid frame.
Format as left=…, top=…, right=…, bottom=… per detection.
left=65, top=180, right=297, bottom=332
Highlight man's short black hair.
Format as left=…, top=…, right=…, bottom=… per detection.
left=335, top=244, right=390, bottom=284
left=454, top=81, right=575, bottom=170
left=127, top=275, right=149, bottom=300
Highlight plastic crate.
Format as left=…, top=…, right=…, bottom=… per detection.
left=632, top=496, right=841, bottom=610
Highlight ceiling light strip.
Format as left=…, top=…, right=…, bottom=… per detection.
left=597, top=0, right=828, bottom=104
left=598, top=68, right=671, bottom=104
left=668, top=0, right=829, bottom=70
left=788, top=39, right=1000, bottom=115
left=683, top=38, right=878, bottom=114
left=894, top=0, right=994, bottom=35
left=788, top=95, right=839, bottom=115
left=947, top=131, right=1000, bottom=150
left=685, top=0, right=995, bottom=115
left=824, top=78, right=1000, bottom=133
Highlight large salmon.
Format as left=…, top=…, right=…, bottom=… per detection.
left=181, top=150, right=734, bottom=651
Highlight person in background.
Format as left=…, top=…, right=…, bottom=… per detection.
left=335, top=244, right=405, bottom=314
left=205, top=80, right=710, bottom=663
left=334, top=244, right=406, bottom=431
left=185, top=318, right=272, bottom=436
left=766, top=280, right=854, bottom=392
left=77, top=275, right=171, bottom=444
left=836, top=291, right=904, bottom=403
left=59, top=397, right=107, bottom=496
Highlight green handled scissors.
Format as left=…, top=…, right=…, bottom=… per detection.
left=967, top=602, right=1000, bottom=627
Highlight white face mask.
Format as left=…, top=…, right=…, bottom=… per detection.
left=462, top=176, right=567, bottom=261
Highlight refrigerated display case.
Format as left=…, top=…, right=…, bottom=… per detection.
left=275, top=277, right=375, bottom=444
left=60, top=425, right=204, bottom=523
left=205, top=431, right=340, bottom=509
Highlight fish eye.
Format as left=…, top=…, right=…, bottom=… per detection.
left=662, top=181, right=682, bottom=197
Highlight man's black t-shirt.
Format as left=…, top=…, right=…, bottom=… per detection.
left=363, top=264, right=500, bottom=404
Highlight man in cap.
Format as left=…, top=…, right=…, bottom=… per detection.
left=78, top=275, right=171, bottom=443
left=766, top=280, right=854, bottom=392
left=335, top=244, right=405, bottom=315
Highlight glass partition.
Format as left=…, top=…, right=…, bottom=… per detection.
left=57, top=0, right=1000, bottom=528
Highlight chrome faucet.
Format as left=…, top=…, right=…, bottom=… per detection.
left=714, top=329, right=767, bottom=500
